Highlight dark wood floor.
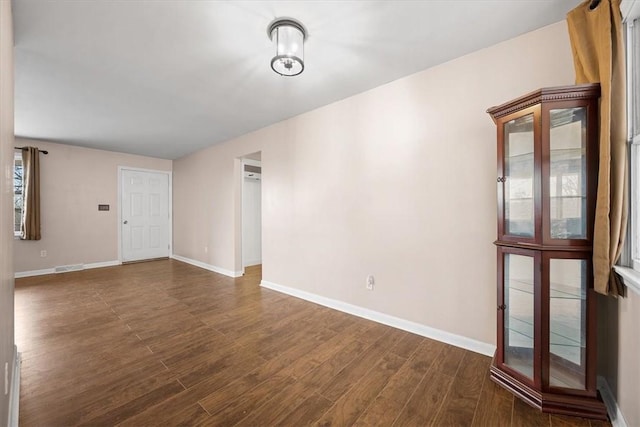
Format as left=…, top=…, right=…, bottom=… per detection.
left=15, top=259, right=609, bottom=426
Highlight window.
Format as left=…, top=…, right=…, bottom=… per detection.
left=14, top=151, right=22, bottom=237
left=631, top=18, right=640, bottom=272
left=617, top=7, right=640, bottom=293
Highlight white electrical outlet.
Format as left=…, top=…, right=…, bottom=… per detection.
left=366, top=275, right=374, bottom=290
left=4, top=362, right=7, bottom=395
left=40, top=250, right=47, bottom=257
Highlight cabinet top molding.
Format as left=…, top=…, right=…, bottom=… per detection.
left=487, top=83, right=601, bottom=123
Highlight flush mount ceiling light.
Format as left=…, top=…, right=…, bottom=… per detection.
left=268, top=18, right=306, bottom=77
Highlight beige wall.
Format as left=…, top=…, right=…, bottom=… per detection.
left=14, top=139, right=171, bottom=273
left=600, top=291, right=640, bottom=426
left=174, top=22, right=575, bottom=346
left=615, top=293, right=640, bottom=426
left=0, top=0, right=15, bottom=424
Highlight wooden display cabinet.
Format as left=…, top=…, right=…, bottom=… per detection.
left=487, top=84, right=607, bottom=420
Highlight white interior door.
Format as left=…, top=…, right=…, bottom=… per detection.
left=121, top=169, right=170, bottom=262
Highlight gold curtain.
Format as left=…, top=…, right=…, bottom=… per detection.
left=20, top=146, right=41, bottom=240
left=567, top=0, right=627, bottom=296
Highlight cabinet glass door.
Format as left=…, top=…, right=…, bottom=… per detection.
left=549, top=258, right=587, bottom=389
left=504, top=114, right=535, bottom=238
left=504, top=253, right=535, bottom=380
left=549, top=108, right=587, bottom=240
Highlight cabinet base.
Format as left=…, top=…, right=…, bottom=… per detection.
left=490, top=359, right=608, bottom=421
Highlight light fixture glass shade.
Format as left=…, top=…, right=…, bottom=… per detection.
left=269, top=20, right=305, bottom=76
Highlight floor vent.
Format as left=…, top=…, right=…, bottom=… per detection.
left=55, top=264, right=84, bottom=273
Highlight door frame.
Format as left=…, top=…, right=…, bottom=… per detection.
left=241, top=158, right=262, bottom=272
left=117, top=166, right=173, bottom=263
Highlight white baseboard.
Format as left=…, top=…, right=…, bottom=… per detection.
left=15, top=260, right=121, bottom=278
left=14, top=268, right=53, bottom=278
left=171, top=254, right=242, bottom=278
left=598, top=376, right=628, bottom=427
left=260, top=280, right=496, bottom=357
left=8, top=346, right=20, bottom=427
left=85, top=260, right=120, bottom=270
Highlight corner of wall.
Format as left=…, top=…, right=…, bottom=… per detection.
left=233, top=158, right=243, bottom=273
left=598, top=376, right=628, bottom=427
left=8, top=347, right=20, bottom=427
left=0, top=0, right=16, bottom=425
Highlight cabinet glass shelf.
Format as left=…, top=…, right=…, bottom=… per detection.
left=549, top=147, right=586, bottom=159
left=508, top=314, right=583, bottom=348
left=508, top=279, right=586, bottom=299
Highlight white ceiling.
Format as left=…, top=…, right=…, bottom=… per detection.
left=13, top=0, right=582, bottom=160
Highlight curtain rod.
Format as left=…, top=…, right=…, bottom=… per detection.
left=14, top=146, right=48, bottom=155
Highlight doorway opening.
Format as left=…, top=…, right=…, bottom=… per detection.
left=240, top=152, right=262, bottom=281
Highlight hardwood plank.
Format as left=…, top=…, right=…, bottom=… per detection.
left=298, top=339, right=369, bottom=391
left=71, top=370, right=179, bottom=425
left=589, top=419, right=612, bottom=427
left=256, top=320, right=337, bottom=361
left=389, top=331, right=425, bottom=359
left=321, top=309, right=362, bottom=332
left=512, top=397, right=551, bottom=427
left=205, top=374, right=296, bottom=425
left=550, top=414, right=592, bottom=427
left=20, top=355, right=169, bottom=425
left=431, top=343, right=466, bottom=376
left=234, top=341, right=382, bottom=426
left=352, top=321, right=398, bottom=347
left=20, top=331, right=152, bottom=386
left=315, top=352, right=406, bottom=426
left=226, top=307, right=322, bottom=351
left=276, top=393, right=334, bottom=426
left=318, top=328, right=406, bottom=402
left=197, top=322, right=358, bottom=415
left=162, top=403, right=212, bottom=426
left=391, top=341, right=454, bottom=426
left=159, top=334, right=237, bottom=374
left=214, top=296, right=309, bottom=336
left=233, top=378, right=319, bottom=426
left=471, top=368, right=513, bottom=427
left=78, top=380, right=185, bottom=426
left=197, top=362, right=281, bottom=414
left=283, top=328, right=362, bottom=380
left=14, top=260, right=610, bottom=427
left=354, top=338, right=446, bottom=426
left=143, top=324, right=227, bottom=358
left=259, top=325, right=354, bottom=381
left=432, top=351, right=490, bottom=426
left=177, top=346, right=265, bottom=389
left=110, top=347, right=274, bottom=424
left=117, top=400, right=211, bottom=427
left=392, top=370, right=454, bottom=426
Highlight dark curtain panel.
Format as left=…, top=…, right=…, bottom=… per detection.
left=20, top=146, right=41, bottom=240
left=567, top=0, right=627, bottom=296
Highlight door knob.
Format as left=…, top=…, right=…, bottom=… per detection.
left=123, top=220, right=128, bottom=224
